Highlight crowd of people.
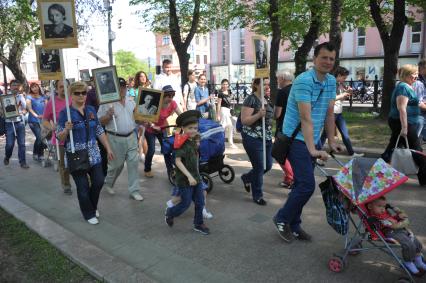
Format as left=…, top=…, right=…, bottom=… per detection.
left=0, top=44, right=426, bottom=273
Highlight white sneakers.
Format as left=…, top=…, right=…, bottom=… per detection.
left=350, top=152, right=365, bottom=158
left=87, top=217, right=99, bottom=225
left=131, top=192, right=144, bottom=201
left=203, top=208, right=213, bottom=219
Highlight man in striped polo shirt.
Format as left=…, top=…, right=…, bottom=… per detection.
left=273, top=42, right=342, bottom=243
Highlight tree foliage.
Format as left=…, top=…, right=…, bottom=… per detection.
left=114, top=49, right=149, bottom=80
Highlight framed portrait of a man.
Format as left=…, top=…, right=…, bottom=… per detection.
left=92, top=66, right=121, bottom=105
left=0, top=95, right=20, bottom=119
left=35, top=45, right=62, bottom=80
left=253, top=36, right=269, bottom=78
left=80, top=69, right=91, bottom=81
left=37, top=0, right=78, bottom=48
left=134, top=88, right=164, bottom=123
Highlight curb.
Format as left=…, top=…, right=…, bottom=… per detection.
left=0, top=189, right=156, bottom=283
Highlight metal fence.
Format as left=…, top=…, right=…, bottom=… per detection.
left=207, top=74, right=384, bottom=110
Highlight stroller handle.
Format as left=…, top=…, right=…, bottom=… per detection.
left=315, top=151, right=346, bottom=177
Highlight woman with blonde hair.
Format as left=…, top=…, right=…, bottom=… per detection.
left=382, top=64, right=421, bottom=162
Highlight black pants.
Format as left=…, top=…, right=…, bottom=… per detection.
left=97, top=137, right=108, bottom=177
left=382, top=118, right=422, bottom=163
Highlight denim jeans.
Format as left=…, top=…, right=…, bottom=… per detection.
left=5, top=121, right=26, bottom=164
left=29, top=122, right=45, bottom=157
left=318, top=113, right=354, bottom=155
left=166, top=183, right=205, bottom=226
left=144, top=131, right=173, bottom=173
left=416, top=113, right=426, bottom=139
left=71, top=164, right=104, bottom=220
left=241, top=133, right=273, bottom=201
left=275, top=140, right=315, bottom=232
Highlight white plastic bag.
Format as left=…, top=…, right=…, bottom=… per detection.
left=391, top=135, right=418, bottom=175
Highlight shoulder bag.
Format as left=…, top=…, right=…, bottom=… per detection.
left=391, top=135, right=418, bottom=175
left=67, top=108, right=91, bottom=174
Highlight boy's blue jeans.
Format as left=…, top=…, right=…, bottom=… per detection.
left=167, top=183, right=205, bottom=226
left=241, top=133, right=273, bottom=201
left=275, top=140, right=315, bottom=233
left=5, top=121, right=26, bottom=164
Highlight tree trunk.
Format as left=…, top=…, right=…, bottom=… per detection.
left=175, top=47, right=190, bottom=92
left=369, top=0, right=407, bottom=118
left=268, top=0, right=281, bottom=104
left=294, top=4, right=321, bottom=76
left=0, top=41, right=28, bottom=90
left=329, top=0, right=342, bottom=72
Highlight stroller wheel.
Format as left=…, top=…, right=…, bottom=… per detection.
left=168, top=168, right=176, bottom=186
left=219, top=165, right=235, bottom=184
left=201, top=173, right=213, bottom=193
left=328, top=256, right=345, bottom=273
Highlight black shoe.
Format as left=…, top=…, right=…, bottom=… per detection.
left=193, top=224, right=210, bottom=235
left=3, top=158, right=9, bottom=165
left=273, top=216, right=294, bottom=243
left=293, top=227, right=312, bottom=241
left=20, top=163, right=29, bottom=169
left=253, top=198, right=267, bottom=206
left=241, top=174, right=251, bottom=193
left=165, top=215, right=174, bottom=227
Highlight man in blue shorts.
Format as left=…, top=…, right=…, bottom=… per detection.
left=273, top=42, right=342, bottom=243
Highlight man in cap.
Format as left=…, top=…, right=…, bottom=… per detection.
left=165, top=110, right=210, bottom=235
left=98, top=77, right=143, bottom=201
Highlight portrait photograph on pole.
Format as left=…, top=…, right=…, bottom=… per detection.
left=0, top=94, right=20, bottom=119
left=252, top=36, right=269, bottom=79
left=79, top=69, right=91, bottom=81
left=35, top=45, right=62, bottom=80
left=134, top=88, right=164, bottom=123
left=37, top=0, right=78, bottom=48
left=92, top=66, right=121, bottom=105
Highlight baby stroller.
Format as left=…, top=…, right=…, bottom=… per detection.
left=317, top=155, right=418, bottom=282
left=162, top=118, right=235, bottom=193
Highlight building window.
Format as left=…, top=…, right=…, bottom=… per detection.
left=411, top=22, right=422, bottom=53
left=196, top=55, right=200, bottom=64
left=221, top=32, right=226, bottom=64
left=357, top=27, right=365, bottom=56
left=240, top=29, right=245, bottom=62
left=204, top=55, right=208, bottom=64
left=196, top=36, right=200, bottom=45
left=162, top=35, right=170, bottom=45
left=203, top=36, right=207, bottom=46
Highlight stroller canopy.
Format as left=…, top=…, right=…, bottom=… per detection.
left=333, top=158, right=408, bottom=205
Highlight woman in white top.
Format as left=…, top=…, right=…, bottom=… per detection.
left=318, top=66, right=363, bottom=158
left=216, top=79, right=236, bottom=148
left=183, top=70, right=198, bottom=111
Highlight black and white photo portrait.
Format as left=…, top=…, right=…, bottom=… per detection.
left=134, top=88, right=164, bottom=123
left=36, top=45, right=62, bottom=80
left=1, top=95, right=19, bottom=119
left=255, top=39, right=268, bottom=69
left=92, top=66, right=121, bottom=105
left=37, top=0, right=78, bottom=48
left=80, top=69, right=91, bottom=81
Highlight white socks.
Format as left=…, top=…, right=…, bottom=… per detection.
left=166, top=200, right=174, bottom=208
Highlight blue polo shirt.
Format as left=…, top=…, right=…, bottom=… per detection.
left=282, top=68, right=336, bottom=143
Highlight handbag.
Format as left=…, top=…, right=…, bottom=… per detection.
left=67, top=109, right=91, bottom=174
left=319, top=177, right=349, bottom=236
left=391, top=135, right=419, bottom=175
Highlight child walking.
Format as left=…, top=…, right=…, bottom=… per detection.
left=165, top=110, right=210, bottom=235
left=367, top=196, right=426, bottom=277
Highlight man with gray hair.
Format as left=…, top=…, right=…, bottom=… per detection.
left=274, top=69, right=294, bottom=188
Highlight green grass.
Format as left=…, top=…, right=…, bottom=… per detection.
left=0, top=207, right=98, bottom=283
left=342, top=111, right=390, bottom=148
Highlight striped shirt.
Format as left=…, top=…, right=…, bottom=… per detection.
left=282, top=68, right=336, bottom=143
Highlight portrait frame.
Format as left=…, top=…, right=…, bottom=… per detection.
left=0, top=94, right=20, bottom=119
left=92, top=66, right=121, bottom=105
left=252, top=36, right=269, bottom=78
left=79, top=69, right=91, bottom=82
left=134, top=87, right=164, bottom=123
left=35, top=45, right=62, bottom=80
left=37, top=0, right=78, bottom=48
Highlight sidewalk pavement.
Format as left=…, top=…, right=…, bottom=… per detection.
left=1, top=134, right=425, bottom=283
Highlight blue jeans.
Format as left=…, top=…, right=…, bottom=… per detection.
left=241, top=133, right=273, bottom=201
left=5, top=121, right=26, bottom=164
left=318, top=113, right=354, bottom=155
left=275, top=140, right=315, bottom=232
left=71, top=164, right=104, bottom=220
left=417, top=113, right=426, bottom=139
left=166, top=183, right=205, bottom=226
left=144, top=131, right=173, bottom=173
left=29, top=122, right=44, bottom=157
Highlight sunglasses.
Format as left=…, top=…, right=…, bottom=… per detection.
left=73, top=91, right=87, bottom=96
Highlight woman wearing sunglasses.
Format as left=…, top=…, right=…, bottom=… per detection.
left=57, top=81, right=114, bottom=225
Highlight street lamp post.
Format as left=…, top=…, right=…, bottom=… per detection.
left=104, top=0, right=114, bottom=66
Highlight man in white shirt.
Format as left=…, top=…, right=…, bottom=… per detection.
left=154, top=59, right=183, bottom=111
left=98, top=77, right=143, bottom=201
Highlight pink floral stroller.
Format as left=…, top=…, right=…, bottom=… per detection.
left=318, top=156, right=419, bottom=283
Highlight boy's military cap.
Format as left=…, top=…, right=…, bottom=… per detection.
left=176, top=110, right=201, bottom=127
